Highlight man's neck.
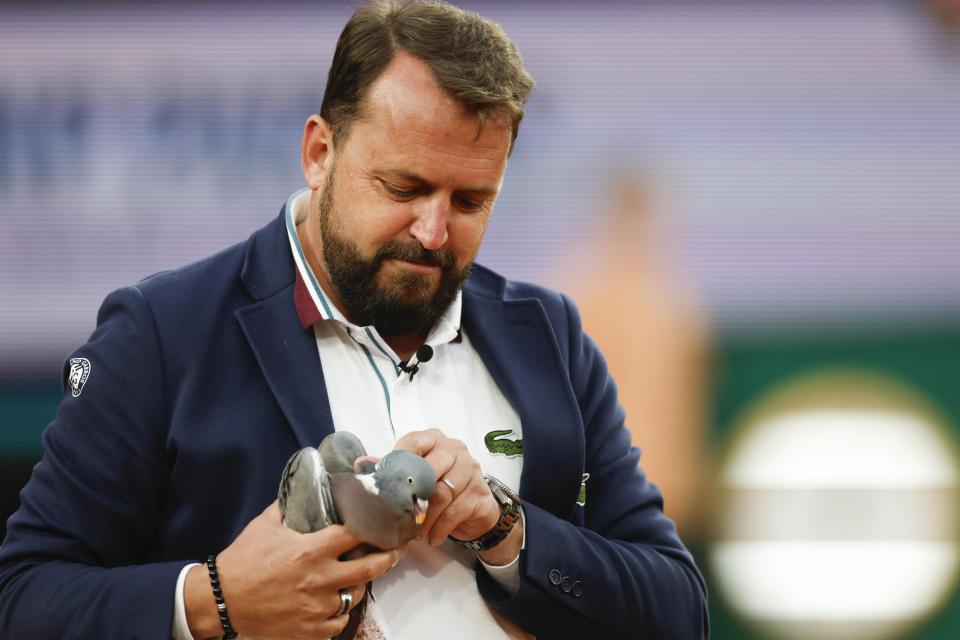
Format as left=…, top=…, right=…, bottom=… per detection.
left=382, top=334, right=427, bottom=363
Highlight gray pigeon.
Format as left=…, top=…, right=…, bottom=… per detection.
left=278, top=432, right=436, bottom=549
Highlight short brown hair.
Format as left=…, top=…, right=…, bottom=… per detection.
left=320, top=0, right=535, bottom=152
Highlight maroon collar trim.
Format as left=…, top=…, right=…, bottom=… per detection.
left=294, top=267, right=324, bottom=329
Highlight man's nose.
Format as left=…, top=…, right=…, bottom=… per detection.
left=409, top=196, right=450, bottom=251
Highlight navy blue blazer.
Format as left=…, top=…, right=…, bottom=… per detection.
left=0, top=211, right=707, bottom=639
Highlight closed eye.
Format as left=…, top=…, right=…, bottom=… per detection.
left=380, top=177, right=490, bottom=211
left=381, top=180, right=421, bottom=200
left=454, top=195, right=485, bottom=212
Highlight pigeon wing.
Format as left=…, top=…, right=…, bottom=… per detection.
left=318, top=431, right=368, bottom=475
left=278, top=447, right=338, bottom=533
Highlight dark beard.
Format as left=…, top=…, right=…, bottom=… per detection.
left=318, top=169, right=472, bottom=337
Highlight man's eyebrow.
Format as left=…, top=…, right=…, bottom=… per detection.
left=379, top=169, right=499, bottom=195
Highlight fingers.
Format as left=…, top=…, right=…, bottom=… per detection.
left=397, top=429, right=499, bottom=546
left=313, top=610, right=351, bottom=640
left=396, top=429, right=477, bottom=492
left=311, top=528, right=399, bottom=583
left=419, top=447, right=474, bottom=537
left=306, top=522, right=367, bottom=557
left=329, top=582, right=367, bottom=616
left=299, top=526, right=398, bottom=589
left=339, top=546, right=399, bottom=584
left=316, top=583, right=367, bottom=640
left=349, top=583, right=367, bottom=611
left=429, top=471, right=497, bottom=544
left=353, top=454, right=380, bottom=472
left=394, top=428, right=443, bottom=457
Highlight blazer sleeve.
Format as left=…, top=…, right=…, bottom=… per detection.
left=0, top=286, right=186, bottom=639
left=477, top=293, right=709, bottom=639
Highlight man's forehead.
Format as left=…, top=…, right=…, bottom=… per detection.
left=341, top=54, right=511, bottom=187
left=363, top=53, right=462, bottom=118
left=356, top=53, right=510, bottom=145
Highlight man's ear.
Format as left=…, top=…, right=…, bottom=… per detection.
left=301, top=115, right=335, bottom=190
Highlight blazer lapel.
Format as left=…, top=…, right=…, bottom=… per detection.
left=463, top=285, right=584, bottom=521
left=235, top=213, right=336, bottom=449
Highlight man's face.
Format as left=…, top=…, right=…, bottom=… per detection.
left=317, top=162, right=469, bottom=336
left=301, top=52, right=512, bottom=336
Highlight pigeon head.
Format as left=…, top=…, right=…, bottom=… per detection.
left=373, top=450, right=436, bottom=526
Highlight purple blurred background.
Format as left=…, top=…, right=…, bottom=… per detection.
left=1, top=0, right=958, bottom=375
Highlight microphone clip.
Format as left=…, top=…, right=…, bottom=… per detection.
left=398, top=360, right=420, bottom=381
left=398, top=344, right=434, bottom=382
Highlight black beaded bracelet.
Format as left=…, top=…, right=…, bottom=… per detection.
left=206, top=555, right=239, bottom=640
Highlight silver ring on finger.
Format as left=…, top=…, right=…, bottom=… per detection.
left=441, top=477, right=456, bottom=492
left=335, top=588, right=352, bottom=616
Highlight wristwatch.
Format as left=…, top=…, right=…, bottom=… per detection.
left=450, top=474, right=523, bottom=552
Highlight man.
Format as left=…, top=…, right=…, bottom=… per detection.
left=0, top=2, right=708, bottom=638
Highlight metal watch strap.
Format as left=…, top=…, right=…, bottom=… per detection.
left=450, top=474, right=522, bottom=552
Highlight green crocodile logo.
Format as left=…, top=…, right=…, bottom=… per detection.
left=484, top=429, right=523, bottom=457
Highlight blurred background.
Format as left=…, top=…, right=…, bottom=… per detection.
left=2, top=1, right=959, bottom=637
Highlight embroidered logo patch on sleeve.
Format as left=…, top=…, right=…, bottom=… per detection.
left=484, top=429, right=523, bottom=457
left=67, top=358, right=91, bottom=397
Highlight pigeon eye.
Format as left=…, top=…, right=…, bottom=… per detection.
left=407, top=476, right=414, bottom=485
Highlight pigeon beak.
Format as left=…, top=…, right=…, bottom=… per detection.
left=414, top=497, right=429, bottom=525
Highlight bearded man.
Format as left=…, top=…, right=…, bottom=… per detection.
left=0, top=2, right=708, bottom=639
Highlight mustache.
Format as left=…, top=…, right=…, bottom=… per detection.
left=375, top=241, right=457, bottom=270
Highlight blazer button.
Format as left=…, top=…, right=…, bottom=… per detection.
left=560, top=576, right=573, bottom=593
left=572, top=580, right=583, bottom=597
left=548, top=569, right=562, bottom=586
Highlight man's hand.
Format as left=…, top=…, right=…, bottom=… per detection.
left=184, top=500, right=397, bottom=640
left=395, top=429, right=523, bottom=566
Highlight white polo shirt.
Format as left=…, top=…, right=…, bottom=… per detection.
left=172, top=189, right=525, bottom=639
